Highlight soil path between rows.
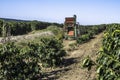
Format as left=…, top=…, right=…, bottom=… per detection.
left=43, top=32, right=104, bottom=80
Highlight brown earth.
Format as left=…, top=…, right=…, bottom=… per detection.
left=0, top=31, right=54, bottom=43
left=42, top=32, right=104, bottom=80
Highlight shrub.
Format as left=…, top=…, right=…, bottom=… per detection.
left=77, top=34, right=90, bottom=44
left=47, top=25, right=64, bottom=41
left=0, top=37, right=66, bottom=79
left=96, top=24, right=120, bottom=80
left=37, top=37, right=66, bottom=67
left=82, top=56, right=94, bottom=70
left=0, top=42, right=41, bottom=80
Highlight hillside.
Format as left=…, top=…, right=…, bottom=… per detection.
left=0, top=30, right=54, bottom=43
left=0, top=18, right=29, bottom=22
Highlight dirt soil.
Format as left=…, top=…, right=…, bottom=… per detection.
left=0, top=31, right=54, bottom=43
left=42, top=32, right=104, bottom=80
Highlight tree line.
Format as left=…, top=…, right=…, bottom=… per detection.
left=0, top=19, right=62, bottom=36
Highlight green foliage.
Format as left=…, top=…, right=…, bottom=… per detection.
left=82, top=56, right=94, bottom=70
left=0, top=19, right=3, bottom=36
left=77, top=34, right=91, bottom=44
left=0, top=37, right=66, bottom=79
left=47, top=25, right=64, bottom=40
left=77, top=24, right=106, bottom=44
left=79, top=24, right=106, bottom=35
left=96, top=24, right=120, bottom=80
left=0, top=19, right=61, bottom=36
left=0, top=42, right=41, bottom=80
left=38, top=37, right=66, bottom=67
left=17, top=36, right=66, bottom=67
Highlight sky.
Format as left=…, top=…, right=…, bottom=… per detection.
left=0, top=0, right=120, bottom=25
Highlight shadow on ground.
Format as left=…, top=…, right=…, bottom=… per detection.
left=62, top=57, right=78, bottom=67
left=42, top=68, right=71, bottom=80
left=41, top=57, right=78, bottom=80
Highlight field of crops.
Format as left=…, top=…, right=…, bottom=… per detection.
left=0, top=19, right=120, bottom=80
left=97, top=24, right=120, bottom=80
left=0, top=37, right=66, bottom=80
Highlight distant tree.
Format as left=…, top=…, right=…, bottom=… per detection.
left=30, top=20, right=38, bottom=31
left=0, top=20, right=4, bottom=36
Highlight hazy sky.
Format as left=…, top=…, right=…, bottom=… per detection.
left=0, top=0, right=120, bottom=25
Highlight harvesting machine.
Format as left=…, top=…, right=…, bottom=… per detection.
left=64, top=15, right=80, bottom=39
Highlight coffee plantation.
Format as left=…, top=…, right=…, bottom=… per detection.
left=96, top=24, right=120, bottom=80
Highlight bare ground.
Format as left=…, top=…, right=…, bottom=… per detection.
left=42, top=32, right=104, bottom=80
left=0, top=31, right=54, bottom=43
